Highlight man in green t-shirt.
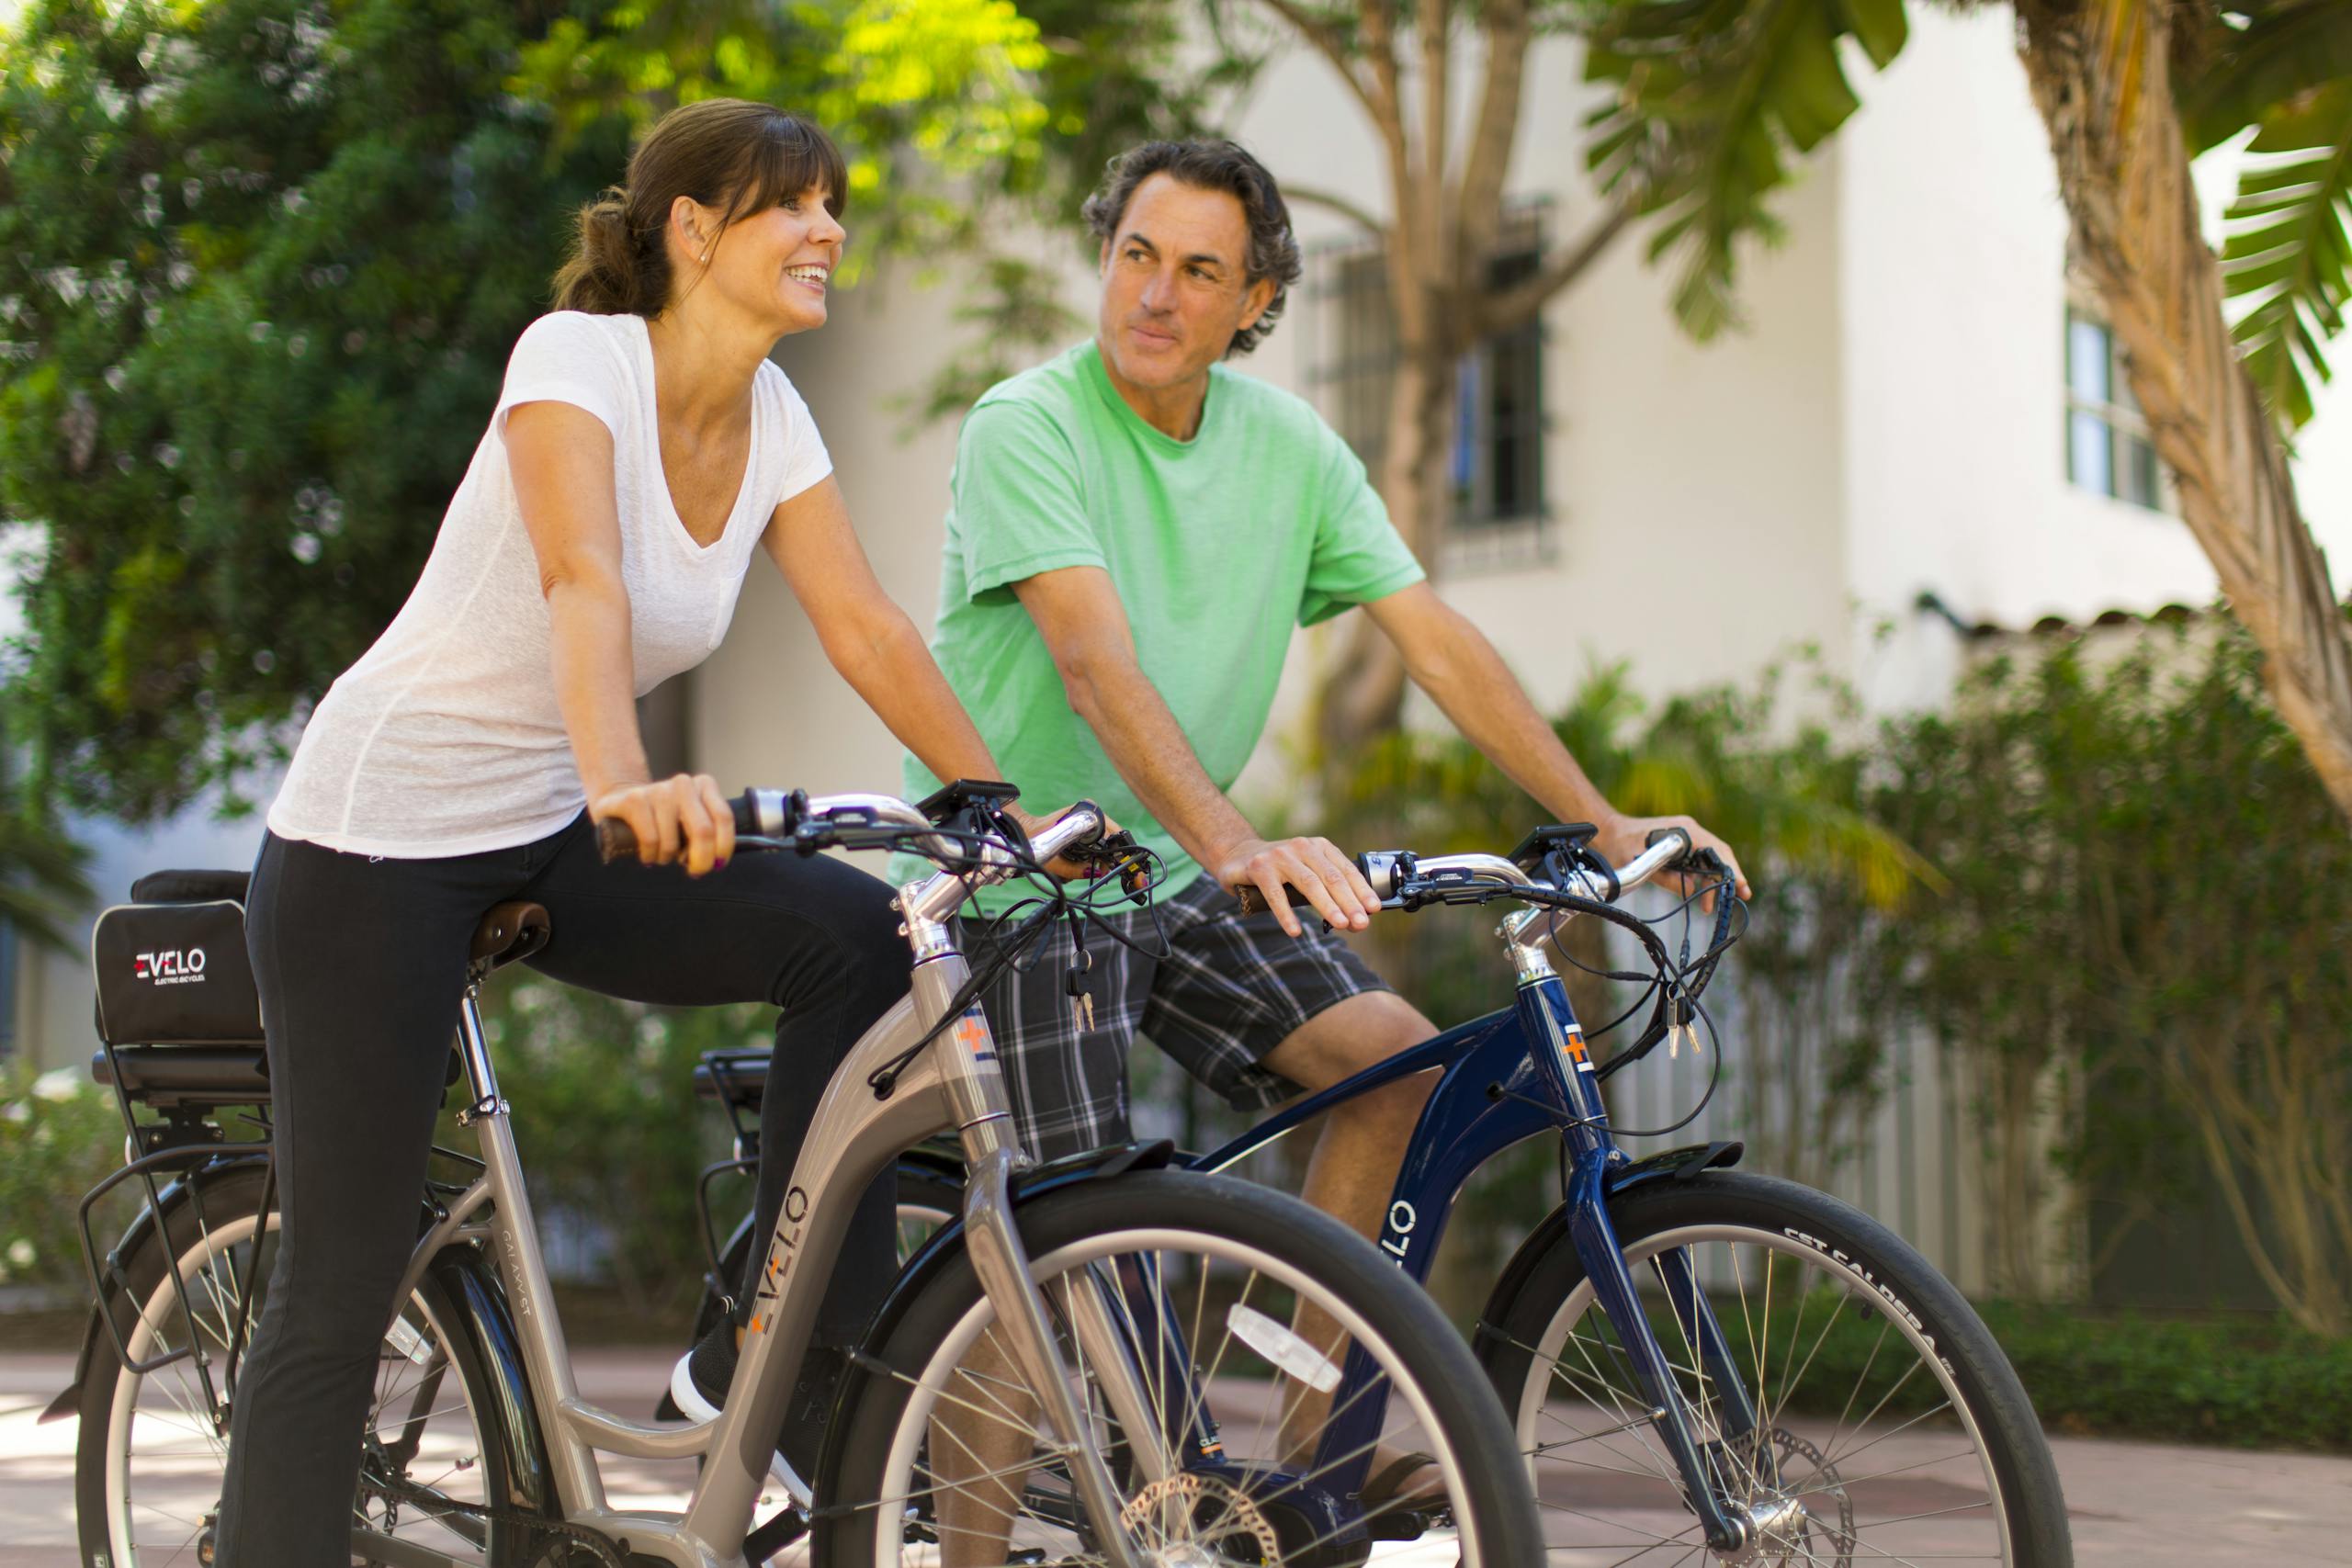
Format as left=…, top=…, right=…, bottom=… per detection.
left=904, top=136, right=1747, bottom=1554
left=909, top=134, right=1744, bottom=1191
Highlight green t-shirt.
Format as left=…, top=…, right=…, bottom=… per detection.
left=897, top=340, right=1424, bottom=910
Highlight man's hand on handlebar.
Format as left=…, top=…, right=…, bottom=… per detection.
left=1006, top=803, right=1123, bottom=882
left=1594, top=813, right=1749, bottom=907
left=589, top=773, right=737, bottom=877
left=1216, top=835, right=1380, bottom=938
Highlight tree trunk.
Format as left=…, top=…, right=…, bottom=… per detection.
left=2017, top=0, right=2352, bottom=829
left=1317, top=340, right=1455, bottom=758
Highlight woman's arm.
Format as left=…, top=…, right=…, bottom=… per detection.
left=762, top=477, right=1012, bottom=782
left=506, top=400, right=732, bottom=874
left=761, top=476, right=1081, bottom=852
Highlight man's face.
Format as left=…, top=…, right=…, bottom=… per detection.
left=1095, top=173, right=1274, bottom=393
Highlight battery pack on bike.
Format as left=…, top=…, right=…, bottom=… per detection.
left=90, top=873, right=265, bottom=1046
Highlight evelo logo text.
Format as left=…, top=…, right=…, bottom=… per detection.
left=133, top=949, right=209, bottom=986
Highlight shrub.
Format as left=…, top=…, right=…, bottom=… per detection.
left=0, top=1073, right=130, bottom=1296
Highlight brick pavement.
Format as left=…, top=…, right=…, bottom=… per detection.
left=6, top=1348, right=2349, bottom=1564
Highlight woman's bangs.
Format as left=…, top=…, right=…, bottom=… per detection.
left=730, top=115, right=849, bottom=222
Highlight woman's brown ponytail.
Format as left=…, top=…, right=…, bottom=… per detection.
left=553, top=191, right=662, bottom=315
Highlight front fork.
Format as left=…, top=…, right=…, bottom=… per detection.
left=1526, top=978, right=1765, bottom=1556
left=912, top=926, right=1149, bottom=1568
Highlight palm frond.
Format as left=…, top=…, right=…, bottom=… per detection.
left=2218, top=79, right=2352, bottom=430
left=1582, top=0, right=1906, bottom=340
left=2180, top=0, right=2352, bottom=154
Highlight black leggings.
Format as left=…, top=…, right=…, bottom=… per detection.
left=214, top=815, right=906, bottom=1566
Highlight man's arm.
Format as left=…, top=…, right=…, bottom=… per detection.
left=1012, top=565, right=1380, bottom=936
left=1364, top=582, right=1751, bottom=897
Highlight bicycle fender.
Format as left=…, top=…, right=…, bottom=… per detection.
left=1606, top=1139, right=1744, bottom=1196
left=428, top=1244, right=559, bottom=1519
left=1469, top=1141, right=1743, bottom=1365
left=809, top=1140, right=1176, bottom=1503
left=39, top=1153, right=272, bottom=1424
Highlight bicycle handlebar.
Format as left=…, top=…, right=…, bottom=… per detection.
left=1232, top=826, right=1720, bottom=915
left=594, top=788, right=1109, bottom=884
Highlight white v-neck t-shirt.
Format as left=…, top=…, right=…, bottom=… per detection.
left=267, top=310, right=831, bottom=858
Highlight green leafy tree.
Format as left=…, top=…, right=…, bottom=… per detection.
left=1580, top=0, right=2352, bottom=832
left=0, top=0, right=1136, bottom=822
left=1, top=0, right=636, bottom=819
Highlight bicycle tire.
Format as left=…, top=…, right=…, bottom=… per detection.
left=73, top=1164, right=544, bottom=1567
left=1477, top=1169, right=2073, bottom=1566
left=816, top=1168, right=1546, bottom=1567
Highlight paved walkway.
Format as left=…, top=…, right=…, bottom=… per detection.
left=7, top=1348, right=2350, bottom=1564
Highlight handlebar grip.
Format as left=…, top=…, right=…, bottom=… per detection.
left=595, top=792, right=764, bottom=865
left=1644, top=826, right=1694, bottom=858
left=1234, top=883, right=1317, bottom=916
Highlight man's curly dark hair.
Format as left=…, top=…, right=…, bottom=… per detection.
left=1081, top=140, right=1303, bottom=357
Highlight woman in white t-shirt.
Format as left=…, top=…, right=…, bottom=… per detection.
left=215, top=100, right=1063, bottom=1564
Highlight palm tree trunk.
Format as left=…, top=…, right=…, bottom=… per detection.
left=2017, top=0, right=2352, bottom=827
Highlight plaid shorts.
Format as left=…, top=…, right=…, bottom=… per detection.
left=968, top=873, right=1392, bottom=1161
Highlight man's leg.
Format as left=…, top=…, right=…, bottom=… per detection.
left=1138, top=879, right=1443, bottom=1482
left=1254, top=991, right=1441, bottom=1471
left=1257, top=988, right=1440, bottom=1247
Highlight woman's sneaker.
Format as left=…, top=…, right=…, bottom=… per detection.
left=666, top=1316, right=844, bottom=1507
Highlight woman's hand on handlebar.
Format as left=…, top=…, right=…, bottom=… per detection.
left=1216, top=835, right=1379, bottom=938
left=590, top=773, right=736, bottom=876
left=1007, top=802, right=1119, bottom=881
left=1595, top=813, right=1749, bottom=906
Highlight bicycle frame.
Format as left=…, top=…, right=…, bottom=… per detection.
left=1193, top=947, right=1763, bottom=1552
left=368, top=803, right=1156, bottom=1568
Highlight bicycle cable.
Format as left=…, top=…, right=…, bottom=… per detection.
left=858, top=820, right=1173, bottom=1098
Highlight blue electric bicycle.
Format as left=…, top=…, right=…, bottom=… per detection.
left=692, top=822, right=2073, bottom=1564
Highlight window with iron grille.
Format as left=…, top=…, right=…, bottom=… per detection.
left=2065, top=308, right=2165, bottom=512
left=1307, top=217, right=1549, bottom=568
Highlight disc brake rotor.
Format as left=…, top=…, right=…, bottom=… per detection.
left=1118, top=1471, right=1283, bottom=1564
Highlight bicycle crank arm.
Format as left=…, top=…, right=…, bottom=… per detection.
left=961, top=1148, right=1148, bottom=1568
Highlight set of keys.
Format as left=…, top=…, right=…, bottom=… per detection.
left=1066, top=915, right=1096, bottom=1032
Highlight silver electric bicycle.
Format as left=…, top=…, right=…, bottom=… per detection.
left=64, top=783, right=1545, bottom=1567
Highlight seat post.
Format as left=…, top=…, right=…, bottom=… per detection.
left=453, top=978, right=504, bottom=1118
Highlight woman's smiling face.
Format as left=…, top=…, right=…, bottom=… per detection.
left=676, top=184, right=844, bottom=336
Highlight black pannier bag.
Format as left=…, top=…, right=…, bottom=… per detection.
left=91, top=870, right=266, bottom=1046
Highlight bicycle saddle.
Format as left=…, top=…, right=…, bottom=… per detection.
left=470, top=902, right=551, bottom=970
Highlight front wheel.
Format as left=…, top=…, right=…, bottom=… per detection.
left=818, top=1168, right=1545, bottom=1567
left=1478, top=1170, right=2073, bottom=1565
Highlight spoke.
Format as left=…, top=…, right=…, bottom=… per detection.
left=1558, top=1320, right=1685, bottom=1482
left=1800, top=1446, right=1990, bottom=1495
left=1811, top=1366, right=1936, bottom=1474
left=1832, top=1528, right=2006, bottom=1565
left=1819, top=1315, right=1896, bottom=1462
left=1765, top=1278, right=1856, bottom=1435
left=1652, top=1251, right=1722, bottom=1446
left=1593, top=1529, right=1709, bottom=1568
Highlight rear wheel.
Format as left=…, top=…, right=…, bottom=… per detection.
left=72, top=1165, right=536, bottom=1567
left=1478, top=1171, right=2073, bottom=1565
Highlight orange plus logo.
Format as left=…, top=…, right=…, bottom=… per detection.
left=952, top=1011, right=998, bottom=1063
left=1562, top=1030, right=1594, bottom=1073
